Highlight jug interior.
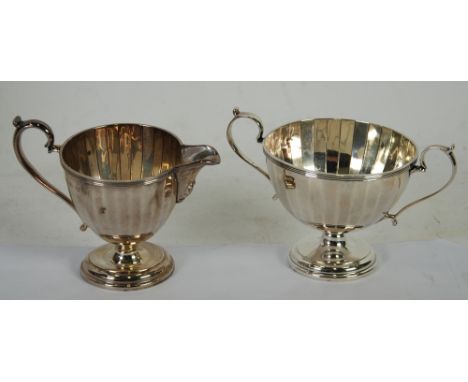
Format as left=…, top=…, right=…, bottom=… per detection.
left=263, top=119, right=417, bottom=175
left=62, top=124, right=181, bottom=180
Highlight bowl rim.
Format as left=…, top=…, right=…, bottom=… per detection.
left=262, top=118, right=419, bottom=180
left=59, top=122, right=183, bottom=186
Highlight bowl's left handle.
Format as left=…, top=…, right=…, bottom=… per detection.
left=226, top=108, right=270, bottom=180
left=13, top=116, right=76, bottom=211
left=383, top=144, right=457, bottom=225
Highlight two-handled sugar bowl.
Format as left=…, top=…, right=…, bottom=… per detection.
left=227, top=108, right=456, bottom=280
left=13, top=117, right=220, bottom=290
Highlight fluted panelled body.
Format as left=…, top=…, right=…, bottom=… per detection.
left=59, top=123, right=220, bottom=244
left=263, top=119, right=417, bottom=177
left=65, top=171, right=176, bottom=243
left=61, top=124, right=182, bottom=181
left=262, top=118, right=417, bottom=231
left=267, top=159, right=410, bottom=230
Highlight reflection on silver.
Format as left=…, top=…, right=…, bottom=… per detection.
left=262, top=118, right=417, bottom=178
left=227, top=109, right=456, bottom=280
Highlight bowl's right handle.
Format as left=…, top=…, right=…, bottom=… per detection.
left=383, top=144, right=457, bottom=226
left=13, top=116, right=76, bottom=211
left=226, top=108, right=270, bottom=180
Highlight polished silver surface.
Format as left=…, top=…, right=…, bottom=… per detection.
left=60, top=124, right=220, bottom=238
left=13, top=117, right=220, bottom=290
left=289, top=232, right=376, bottom=279
left=383, top=144, right=456, bottom=225
left=227, top=108, right=270, bottom=180
left=262, top=117, right=418, bottom=180
left=13, top=117, right=75, bottom=209
left=227, top=109, right=457, bottom=280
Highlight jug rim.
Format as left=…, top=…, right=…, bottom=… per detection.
left=262, top=117, right=419, bottom=181
left=59, top=122, right=184, bottom=186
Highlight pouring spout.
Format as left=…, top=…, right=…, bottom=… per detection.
left=174, top=144, right=221, bottom=203
left=180, top=144, right=221, bottom=166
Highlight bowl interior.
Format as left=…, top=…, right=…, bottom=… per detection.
left=62, top=124, right=181, bottom=181
left=263, top=119, right=417, bottom=175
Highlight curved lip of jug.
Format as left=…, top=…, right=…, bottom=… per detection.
left=262, top=118, right=419, bottom=181
left=59, top=122, right=186, bottom=186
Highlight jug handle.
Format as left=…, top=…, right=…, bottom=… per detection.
left=13, top=116, right=75, bottom=210
left=383, top=144, right=456, bottom=226
left=226, top=108, right=270, bottom=180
